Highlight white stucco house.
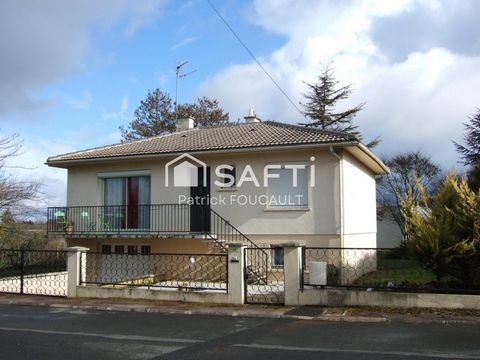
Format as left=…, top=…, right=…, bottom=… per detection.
left=46, top=111, right=389, bottom=263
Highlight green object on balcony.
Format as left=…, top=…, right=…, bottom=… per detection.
left=81, top=211, right=89, bottom=217
left=54, top=211, right=65, bottom=217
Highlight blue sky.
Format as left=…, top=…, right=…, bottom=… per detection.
left=2, top=0, right=480, bottom=209
left=3, top=1, right=284, bottom=145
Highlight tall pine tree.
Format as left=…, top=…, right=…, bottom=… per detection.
left=300, top=65, right=379, bottom=147
left=454, top=109, right=480, bottom=166
left=453, top=109, right=480, bottom=191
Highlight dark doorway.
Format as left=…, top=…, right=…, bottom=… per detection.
left=190, top=166, right=211, bottom=233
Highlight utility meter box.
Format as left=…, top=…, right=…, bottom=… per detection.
left=308, top=261, right=327, bottom=286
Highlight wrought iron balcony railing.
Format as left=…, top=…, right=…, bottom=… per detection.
left=46, top=204, right=267, bottom=257
left=47, top=204, right=196, bottom=236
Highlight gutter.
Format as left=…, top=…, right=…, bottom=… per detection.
left=355, top=143, right=390, bottom=174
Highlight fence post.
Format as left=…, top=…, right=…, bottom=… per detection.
left=66, top=246, right=89, bottom=297
left=282, top=242, right=302, bottom=306
left=227, top=243, right=246, bottom=304
left=19, top=249, right=25, bottom=295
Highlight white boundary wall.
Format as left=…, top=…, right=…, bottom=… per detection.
left=68, top=244, right=480, bottom=310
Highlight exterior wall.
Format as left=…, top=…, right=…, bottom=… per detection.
left=248, top=234, right=340, bottom=247
left=205, top=149, right=340, bottom=236
left=67, top=159, right=188, bottom=206
left=66, top=237, right=210, bottom=254
left=339, top=152, right=378, bottom=282
left=66, top=148, right=341, bottom=246
left=297, top=288, right=480, bottom=310
left=76, top=286, right=230, bottom=304
left=64, top=147, right=379, bottom=250
left=341, top=151, right=377, bottom=248
left=377, top=218, right=404, bottom=248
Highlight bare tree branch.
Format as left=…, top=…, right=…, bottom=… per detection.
left=0, top=133, right=42, bottom=214
left=377, top=151, right=442, bottom=241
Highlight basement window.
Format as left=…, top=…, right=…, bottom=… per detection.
left=272, top=247, right=284, bottom=267
left=141, top=245, right=151, bottom=255
left=127, top=245, right=138, bottom=255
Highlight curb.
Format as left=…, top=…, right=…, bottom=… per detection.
left=0, top=298, right=287, bottom=319
left=0, top=297, right=389, bottom=322
left=2, top=297, right=479, bottom=324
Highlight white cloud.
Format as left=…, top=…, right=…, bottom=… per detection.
left=64, top=89, right=92, bottom=110
left=102, top=96, right=129, bottom=120
left=158, top=73, right=170, bottom=87
left=177, top=1, right=195, bottom=14
left=198, top=0, right=479, bottom=169
left=171, top=37, right=198, bottom=50
left=0, top=0, right=166, bottom=120
left=120, top=96, right=129, bottom=114
left=122, top=0, right=166, bottom=37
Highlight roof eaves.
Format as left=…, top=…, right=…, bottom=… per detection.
left=354, top=143, right=390, bottom=175
left=46, top=139, right=360, bottom=167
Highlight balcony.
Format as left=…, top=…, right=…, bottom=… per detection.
left=47, top=204, right=211, bottom=238
left=47, top=204, right=268, bottom=273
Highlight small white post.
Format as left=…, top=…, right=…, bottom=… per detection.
left=282, top=242, right=302, bottom=306
left=227, top=243, right=246, bottom=304
left=66, top=246, right=89, bottom=298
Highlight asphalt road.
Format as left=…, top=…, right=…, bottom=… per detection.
left=0, top=305, right=479, bottom=360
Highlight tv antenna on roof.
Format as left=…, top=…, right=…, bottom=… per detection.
left=175, top=61, right=197, bottom=119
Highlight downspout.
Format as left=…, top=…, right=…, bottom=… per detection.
left=329, top=146, right=344, bottom=249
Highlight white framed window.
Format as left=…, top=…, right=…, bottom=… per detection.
left=266, top=164, right=308, bottom=209
left=102, top=175, right=151, bottom=229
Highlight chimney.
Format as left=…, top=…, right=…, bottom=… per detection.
left=176, top=117, right=195, bottom=132
left=244, top=108, right=261, bottom=123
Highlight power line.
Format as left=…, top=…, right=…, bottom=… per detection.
left=206, top=0, right=306, bottom=120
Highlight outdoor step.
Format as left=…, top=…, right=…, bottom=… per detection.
left=203, top=238, right=225, bottom=243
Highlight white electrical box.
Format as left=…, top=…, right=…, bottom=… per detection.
left=308, top=261, right=327, bottom=286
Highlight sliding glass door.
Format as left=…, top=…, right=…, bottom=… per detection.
left=104, top=176, right=151, bottom=230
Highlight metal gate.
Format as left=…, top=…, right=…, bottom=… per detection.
left=244, top=247, right=284, bottom=305
left=0, top=249, right=68, bottom=297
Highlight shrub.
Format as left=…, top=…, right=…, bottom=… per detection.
left=401, top=173, right=480, bottom=287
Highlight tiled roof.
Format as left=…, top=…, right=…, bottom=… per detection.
left=47, top=121, right=358, bottom=164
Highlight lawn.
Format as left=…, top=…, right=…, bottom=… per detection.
left=354, top=257, right=437, bottom=288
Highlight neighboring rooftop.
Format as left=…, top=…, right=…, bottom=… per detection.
left=46, top=121, right=359, bottom=165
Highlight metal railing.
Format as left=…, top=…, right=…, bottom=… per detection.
left=47, top=204, right=269, bottom=275
left=244, top=247, right=284, bottom=304
left=209, top=208, right=267, bottom=253
left=47, top=204, right=192, bottom=235
left=0, top=249, right=67, bottom=296
left=301, top=247, right=480, bottom=294
left=80, top=251, right=228, bottom=292
left=47, top=204, right=267, bottom=252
